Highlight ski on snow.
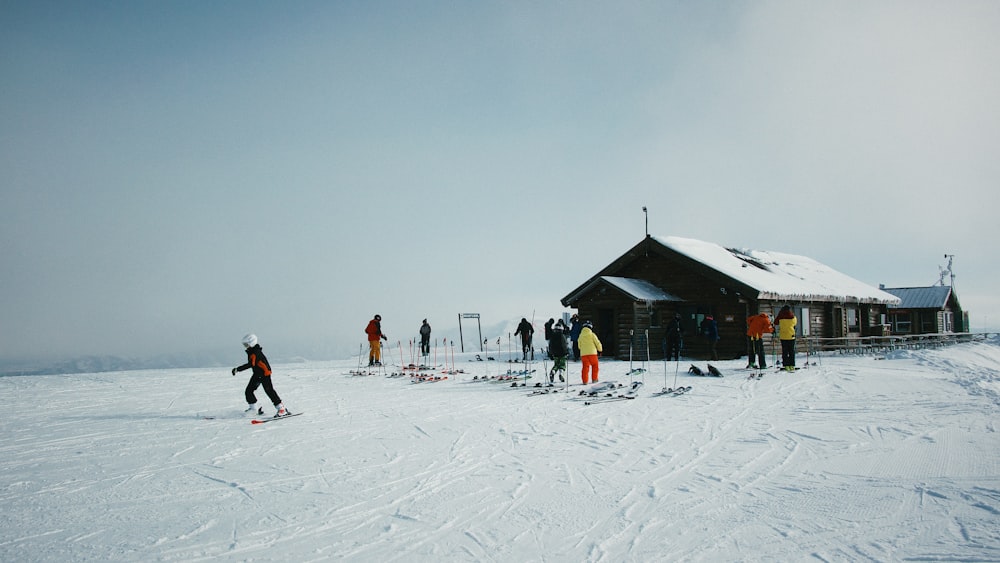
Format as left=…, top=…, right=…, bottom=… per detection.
left=652, top=386, right=692, bottom=397
left=250, top=412, right=303, bottom=425
left=583, top=381, right=644, bottom=405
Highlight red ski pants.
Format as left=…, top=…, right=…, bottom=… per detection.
left=581, top=354, right=600, bottom=384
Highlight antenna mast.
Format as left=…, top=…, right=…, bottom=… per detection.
left=938, top=254, right=955, bottom=288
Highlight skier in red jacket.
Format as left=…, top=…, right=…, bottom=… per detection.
left=365, top=314, right=389, bottom=366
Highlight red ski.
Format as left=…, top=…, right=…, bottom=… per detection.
left=251, top=412, right=303, bottom=425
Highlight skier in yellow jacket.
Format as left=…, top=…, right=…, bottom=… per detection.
left=775, top=305, right=798, bottom=370
left=577, top=321, right=603, bottom=384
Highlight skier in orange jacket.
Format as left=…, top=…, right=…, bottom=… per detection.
left=365, top=314, right=389, bottom=366
left=746, top=313, right=773, bottom=369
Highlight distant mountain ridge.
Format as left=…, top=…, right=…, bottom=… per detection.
left=0, top=352, right=232, bottom=377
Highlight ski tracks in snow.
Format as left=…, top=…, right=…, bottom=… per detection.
left=2, top=354, right=1000, bottom=561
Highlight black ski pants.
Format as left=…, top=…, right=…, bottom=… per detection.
left=781, top=339, right=796, bottom=368
left=749, top=338, right=767, bottom=368
left=245, top=372, right=281, bottom=406
left=666, top=337, right=681, bottom=361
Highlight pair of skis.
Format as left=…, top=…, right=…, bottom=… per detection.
left=661, top=342, right=693, bottom=398
left=652, top=386, right=692, bottom=397
left=583, top=381, right=643, bottom=405
left=411, top=375, right=448, bottom=383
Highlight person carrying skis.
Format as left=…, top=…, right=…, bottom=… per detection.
left=746, top=312, right=774, bottom=369
left=578, top=320, right=603, bottom=384
left=775, top=305, right=798, bottom=370
left=548, top=319, right=569, bottom=382
left=665, top=313, right=684, bottom=361
left=419, top=319, right=431, bottom=359
left=232, top=333, right=289, bottom=417
left=514, top=318, right=534, bottom=361
left=365, top=314, right=388, bottom=366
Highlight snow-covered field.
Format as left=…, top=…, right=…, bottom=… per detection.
left=2, top=339, right=999, bottom=562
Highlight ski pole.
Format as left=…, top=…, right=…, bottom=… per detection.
left=662, top=339, right=668, bottom=391
left=644, top=329, right=650, bottom=385
left=628, top=329, right=634, bottom=378
left=673, top=340, right=680, bottom=391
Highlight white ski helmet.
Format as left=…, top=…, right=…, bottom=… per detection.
left=242, top=333, right=258, bottom=348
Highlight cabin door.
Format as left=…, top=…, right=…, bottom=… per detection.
left=598, top=308, right=615, bottom=358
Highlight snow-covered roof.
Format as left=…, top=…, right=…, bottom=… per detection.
left=882, top=286, right=953, bottom=309
left=657, top=236, right=900, bottom=304
left=602, top=276, right=682, bottom=303
left=564, top=276, right=682, bottom=305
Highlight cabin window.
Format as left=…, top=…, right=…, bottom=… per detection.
left=943, top=311, right=954, bottom=332
left=892, top=312, right=912, bottom=333
left=650, top=309, right=662, bottom=328
left=847, top=308, right=860, bottom=332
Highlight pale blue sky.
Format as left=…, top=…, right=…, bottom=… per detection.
left=2, top=1, right=998, bottom=362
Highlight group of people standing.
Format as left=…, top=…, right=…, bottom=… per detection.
left=746, top=305, right=798, bottom=370
left=540, top=315, right=603, bottom=385
left=228, top=306, right=798, bottom=416
left=363, top=314, right=432, bottom=367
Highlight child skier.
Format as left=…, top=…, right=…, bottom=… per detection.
left=232, top=333, right=290, bottom=418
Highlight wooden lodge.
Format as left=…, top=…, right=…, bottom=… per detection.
left=560, top=236, right=902, bottom=361
left=881, top=285, right=967, bottom=335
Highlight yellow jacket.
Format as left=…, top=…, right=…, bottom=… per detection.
left=578, top=327, right=603, bottom=356
left=775, top=311, right=797, bottom=340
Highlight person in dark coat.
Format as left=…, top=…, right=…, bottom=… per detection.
left=419, top=319, right=431, bottom=358
left=543, top=318, right=555, bottom=358
left=665, top=314, right=684, bottom=361
left=548, top=319, right=569, bottom=382
left=701, top=315, right=720, bottom=361
left=569, top=314, right=583, bottom=361
left=514, top=318, right=534, bottom=361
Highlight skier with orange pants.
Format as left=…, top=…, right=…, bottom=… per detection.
left=365, top=314, right=388, bottom=366
left=577, top=321, right=603, bottom=385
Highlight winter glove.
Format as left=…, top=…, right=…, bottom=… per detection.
left=231, top=367, right=237, bottom=376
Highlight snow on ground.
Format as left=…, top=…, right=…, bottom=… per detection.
left=2, top=339, right=999, bottom=562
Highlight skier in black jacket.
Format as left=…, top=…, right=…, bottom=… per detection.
left=514, top=318, right=534, bottom=361
left=548, top=320, right=569, bottom=382
left=232, top=333, right=290, bottom=418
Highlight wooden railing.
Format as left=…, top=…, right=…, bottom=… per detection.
left=803, top=332, right=996, bottom=356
